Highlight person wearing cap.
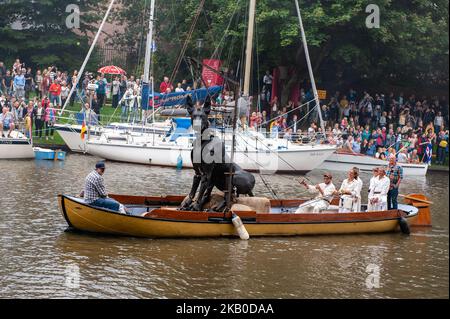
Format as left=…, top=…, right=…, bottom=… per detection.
left=295, top=173, right=336, bottom=213
left=80, top=162, right=128, bottom=214
left=386, top=155, right=403, bottom=209
left=368, top=167, right=390, bottom=211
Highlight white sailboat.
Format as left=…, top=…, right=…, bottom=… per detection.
left=86, top=0, right=337, bottom=173
left=319, top=151, right=428, bottom=176
left=87, top=118, right=336, bottom=173
left=54, top=120, right=170, bottom=153
left=0, top=131, right=34, bottom=159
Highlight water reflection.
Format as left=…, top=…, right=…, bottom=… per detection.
left=0, top=154, right=448, bottom=298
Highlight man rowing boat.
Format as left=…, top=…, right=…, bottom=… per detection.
left=80, top=161, right=129, bottom=214
left=295, top=173, right=336, bottom=213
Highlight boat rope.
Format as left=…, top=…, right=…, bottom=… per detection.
left=255, top=15, right=261, bottom=114
left=210, top=0, right=242, bottom=60
left=285, top=103, right=319, bottom=131
left=258, top=98, right=315, bottom=127
left=168, top=0, right=206, bottom=87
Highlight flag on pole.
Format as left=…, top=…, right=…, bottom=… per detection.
left=80, top=120, right=87, bottom=140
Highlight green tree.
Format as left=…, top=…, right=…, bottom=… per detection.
left=106, top=0, right=449, bottom=95
left=0, top=0, right=104, bottom=71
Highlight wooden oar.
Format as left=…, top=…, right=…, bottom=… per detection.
left=399, top=194, right=433, bottom=205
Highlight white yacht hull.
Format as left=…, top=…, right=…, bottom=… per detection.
left=54, top=123, right=170, bottom=153
left=0, top=137, right=34, bottom=159
left=319, top=152, right=428, bottom=176
left=87, top=140, right=336, bottom=174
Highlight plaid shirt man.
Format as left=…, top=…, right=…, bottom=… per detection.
left=84, top=170, right=107, bottom=203
left=386, top=163, right=403, bottom=189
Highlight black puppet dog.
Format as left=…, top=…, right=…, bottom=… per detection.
left=180, top=94, right=255, bottom=212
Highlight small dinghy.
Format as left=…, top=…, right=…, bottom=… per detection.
left=58, top=193, right=427, bottom=238
left=34, top=147, right=66, bottom=161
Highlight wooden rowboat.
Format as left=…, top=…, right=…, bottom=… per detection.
left=57, top=193, right=427, bottom=238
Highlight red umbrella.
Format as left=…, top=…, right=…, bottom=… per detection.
left=97, top=65, right=126, bottom=75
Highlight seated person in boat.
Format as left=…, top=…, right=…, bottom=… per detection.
left=367, top=167, right=390, bottom=211
left=334, top=168, right=361, bottom=213
left=80, top=161, right=128, bottom=214
left=0, top=106, right=15, bottom=137
left=295, top=173, right=336, bottom=213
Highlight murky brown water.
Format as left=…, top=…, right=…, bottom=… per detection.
left=0, top=154, right=448, bottom=298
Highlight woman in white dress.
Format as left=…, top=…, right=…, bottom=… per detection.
left=334, top=168, right=360, bottom=212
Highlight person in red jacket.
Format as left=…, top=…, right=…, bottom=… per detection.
left=49, top=79, right=62, bottom=106
left=159, top=76, right=173, bottom=94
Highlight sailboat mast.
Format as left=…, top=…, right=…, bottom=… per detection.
left=294, top=0, right=325, bottom=133
left=142, top=0, right=156, bottom=123
left=143, top=0, right=155, bottom=83
left=60, top=0, right=116, bottom=115
left=243, top=0, right=256, bottom=96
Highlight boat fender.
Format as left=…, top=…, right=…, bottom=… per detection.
left=176, top=154, right=183, bottom=170
left=231, top=213, right=250, bottom=240
left=398, top=217, right=410, bottom=235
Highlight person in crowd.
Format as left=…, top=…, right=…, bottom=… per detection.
left=436, top=129, right=448, bottom=165
left=386, top=155, right=403, bottom=210
left=2, top=70, right=13, bottom=96
left=408, top=149, right=420, bottom=164
left=397, top=148, right=408, bottom=163
left=269, top=96, right=279, bottom=118
left=367, top=167, right=390, bottom=211
left=34, top=70, right=43, bottom=99
left=60, top=81, right=70, bottom=107
left=35, top=100, right=46, bottom=138
left=13, top=69, right=26, bottom=99
left=95, top=74, right=107, bottom=109
left=175, top=83, right=184, bottom=92
left=83, top=102, right=98, bottom=126
left=24, top=67, right=33, bottom=99
left=434, top=111, right=444, bottom=133
left=0, top=106, right=15, bottom=137
left=295, top=173, right=336, bottom=213
left=111, top=76, right=120, bottom=108
left=44, top=102, right=56, bottom=140
left=159, top=76, right=173, bottom=94
left=334, top=168, right=360, bottom=212
left=80, top=162, right=129, bottom=214
left=49, top=79, right=61, bottom=107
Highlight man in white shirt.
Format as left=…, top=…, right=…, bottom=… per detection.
left=368, top=167, right=379, bottom=199
left=295, top=173, right=336, bottom=213
left=352, top=167, right=363, bottom=211
left=367, top=167, right=390, bottom=211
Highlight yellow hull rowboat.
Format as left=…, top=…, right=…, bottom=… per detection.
left=57, top=194, right=425, bottom=238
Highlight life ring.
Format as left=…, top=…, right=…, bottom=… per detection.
left=398, top=217, right=410, bottom=235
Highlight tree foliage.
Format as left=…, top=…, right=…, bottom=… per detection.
left=110, top=0, right=448, bottom=91
left=1, top=0, right=447, bottom=92
left=0, top=0, right=104, bottom=70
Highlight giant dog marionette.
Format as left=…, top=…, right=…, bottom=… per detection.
left=181, top=94, right=255, bottom=211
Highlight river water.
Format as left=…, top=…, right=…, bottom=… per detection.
left=0, top=154, right=448, bottom=298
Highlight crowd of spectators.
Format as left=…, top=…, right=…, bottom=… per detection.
left=253, top=87, right=449, bottom=165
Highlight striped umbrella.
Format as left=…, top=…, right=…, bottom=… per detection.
left=97, top=65, right=126, bottom=75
